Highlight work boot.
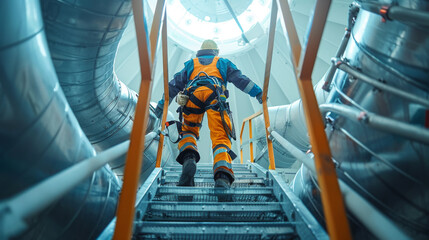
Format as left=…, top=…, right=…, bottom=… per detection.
left=214, top=172, right=232, bottom=202
left=177, top=157, right=197, bottom=186
left=215, top=176, right=231, bottom=188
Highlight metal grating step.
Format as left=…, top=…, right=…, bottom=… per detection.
left=164, top=172, right=258, bottom=178
left=162, top=182, right=265, bottom=188
left=143, top=202, right=286, bottom=222
left=164, top=169, right=253, bottom=174
left=163, top=176, right=265, bottom=184
left=135, top=222, right=297, bottom=240
left=153, top=187, right=277, bottom=202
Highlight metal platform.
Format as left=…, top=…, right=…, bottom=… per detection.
left=98, top=162, right=328, bottom=240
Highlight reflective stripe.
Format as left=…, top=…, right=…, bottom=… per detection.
left=213, top=160, right=232, bottom=171
left=182, top=134, right=196, bottom=141
left=243, top=81, right=255, bottom=94
left=213, top=148, right=228, bottom=158
left=180, top=142, right=197, bottom=152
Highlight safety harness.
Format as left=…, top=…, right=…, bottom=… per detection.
left=176, top=71, right=237, bottom=140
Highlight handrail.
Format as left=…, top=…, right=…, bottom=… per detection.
left=269, top=130, right=411, bottom=240
left=237, top=0, right=353, bottom=238
left=0, top=133, right=157, bottom=239
left=261, top=0, right=278, bottom=170
left=239, top=111, right=262, bottom=163
left=155, top=6, right=169, bottom=168
left=113, top=0, right=165, bottom=239
left=277, top=0, right=351, bottom=239
left=334, top=58, right=429, bottom=108
left=320, top=103, right=429, bottom=145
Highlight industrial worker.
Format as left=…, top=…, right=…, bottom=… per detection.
left=155, top=39, right=263, bottom=189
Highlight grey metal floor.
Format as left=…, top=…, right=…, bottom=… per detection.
left=133, top=164, right=298, bottom=239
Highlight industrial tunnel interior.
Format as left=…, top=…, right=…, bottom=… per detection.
left=1, top=0, right=428, bottom=239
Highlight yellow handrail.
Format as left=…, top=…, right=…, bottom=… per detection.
left=239, top=111, right=262, bottom=163
left=112, top=0, right=165, bottom=239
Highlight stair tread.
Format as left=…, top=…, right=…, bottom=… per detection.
left=136, top=221, right=297, bottom=237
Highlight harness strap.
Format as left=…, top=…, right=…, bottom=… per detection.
left=184, top=120, right=202, bottom=128
left=189, top=94, right=205, bottom=109
left=183, top=107, right=205, bottom=115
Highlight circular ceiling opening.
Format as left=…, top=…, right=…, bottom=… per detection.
left=179, top=0, right=252, bottom=23
left=161, top=0, right=271, bottom=55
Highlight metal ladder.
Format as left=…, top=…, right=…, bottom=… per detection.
left=106, top=162, right=328, bottom=239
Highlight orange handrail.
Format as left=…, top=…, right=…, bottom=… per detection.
left=276, top=0, right=352, bottom=239
left=112, top=0, right=165, bottom=239
left=261, top=0, right=278, bottom=170
left=155, top=6, right=169, bottom=168
left=239, top=111, right=262, bottom=163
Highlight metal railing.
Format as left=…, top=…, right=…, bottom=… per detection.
left=112, top=0, right=167, bottom=238
left=239, top=111, right=262, bottom=164
left=269, top=131, right=410, bottom=240
left=239, top=0, right=352, bottom=239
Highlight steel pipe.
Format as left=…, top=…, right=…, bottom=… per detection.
left=319, top=103, right=429, bottom=145
left=357, top=1, right=429, bottom=27
left=270, top=130, right=411, bottom=240
left=0, top=132, right=157, bottom=239
left=334, top=59, right=429, bottom=108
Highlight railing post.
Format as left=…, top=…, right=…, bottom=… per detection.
left=249, top=119, right=254, bottom=162
left=262, top=0, right=278, bottom=170
left=239, top=120, right=246, bottom=164
left=112, top=0, right=165, bottom=239
left=155, top=6, right=169, bottom=168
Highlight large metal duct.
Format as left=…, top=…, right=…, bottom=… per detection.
left=0, top=0, right=120, bottom=239
left=251, top=80, right=329, bottom=169
left=40, top=0, right=163, bottom=174
left=292, top=1, right=429, bottom=239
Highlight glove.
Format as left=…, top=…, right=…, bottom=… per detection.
left=256, top=93, right=263, bottom=104
left=154, top=100, right=164, bottom=119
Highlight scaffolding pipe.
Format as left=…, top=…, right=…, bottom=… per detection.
left=270, top=130, right=411, bottom=240
left=334, top=59, right=429, bottom=108
left=0, top=132, right=157, bottom=239
left=319, top=103, right=429, bottom=145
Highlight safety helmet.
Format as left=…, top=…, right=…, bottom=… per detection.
left=200, top=39, right=219, bottom=55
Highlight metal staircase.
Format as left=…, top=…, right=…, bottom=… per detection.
left=98, top=162, right=327, bottom=239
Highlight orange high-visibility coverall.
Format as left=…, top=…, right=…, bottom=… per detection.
left=177, top=57, right=236, bottom=182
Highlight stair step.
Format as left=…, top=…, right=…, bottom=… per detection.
left=135, top=222, right=297, bottom=240
left=164, top=169, right=252, bottom=174
left=164, top=172, right=258, bottom=178
left=153, top=187, right=277, bottom=202
left=163, top=176, right=265, bottom=184
left=143, top=202, right=286, bottom=222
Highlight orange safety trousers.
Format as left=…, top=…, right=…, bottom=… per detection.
left=177, top=85, right=235, bottom=181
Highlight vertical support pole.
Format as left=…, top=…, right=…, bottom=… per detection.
left=262, top=0, right=278, bottom=170
left=155, top=7, right=169, bottom=168
left=112, top=0, right=155, bottom=239
left=240, top=122, right=245, bottom=164
left=249, top=120, right=254, bottom=162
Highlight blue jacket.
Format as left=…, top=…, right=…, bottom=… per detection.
left=162, top=49, right=262, bottom=104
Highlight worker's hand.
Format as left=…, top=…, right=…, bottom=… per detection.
left=154, top=100, right=164, bottom=119
left=256, top=93, right=263, bottom=104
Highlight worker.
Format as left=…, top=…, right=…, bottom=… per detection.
left=155, top=39, right=263, bottom=189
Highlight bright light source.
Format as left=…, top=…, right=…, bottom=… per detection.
left=163, top=0, right=271, bottom=54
